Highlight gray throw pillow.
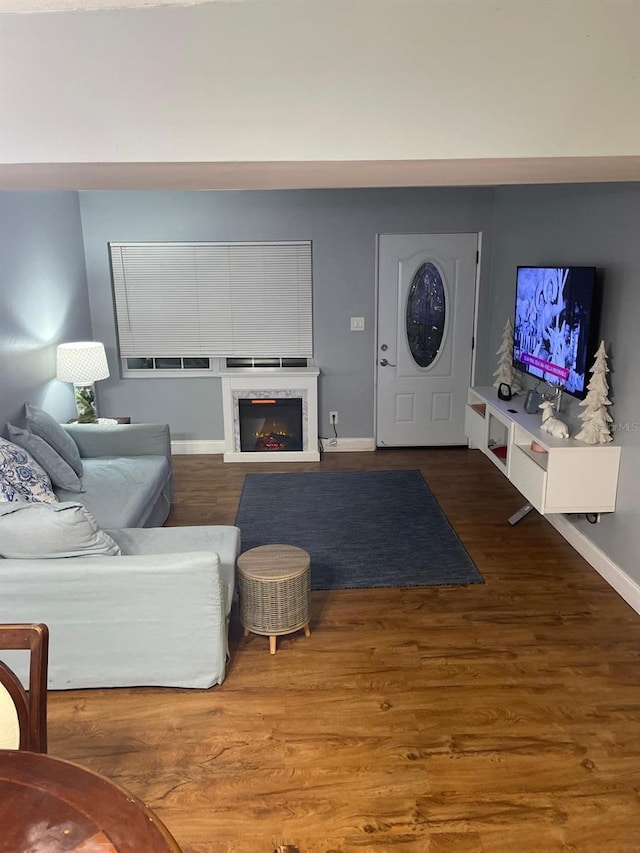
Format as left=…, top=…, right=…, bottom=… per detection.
left=24, top=403, right=83, bottom=476
left=6, top=424, right=84, bottom=493
left=0, top=501, right=122, bottom=559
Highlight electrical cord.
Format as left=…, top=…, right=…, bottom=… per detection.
left=319, top=421, right=338, bottom=448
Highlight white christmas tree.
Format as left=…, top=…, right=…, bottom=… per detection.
left=574, top=341, right=613, bottom=444
left=493, top=317, right=523, bottom=393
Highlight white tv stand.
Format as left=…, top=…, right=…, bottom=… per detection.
left=464, top=387, right=620, bottom=519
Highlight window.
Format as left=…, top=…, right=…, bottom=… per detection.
left=122, top=356, right=217, bottom=378
left=109, top=242, right=313, bottom=366
left=225, top=357, right=309, bottom=369
left=406, top=261, right=446, bottom=368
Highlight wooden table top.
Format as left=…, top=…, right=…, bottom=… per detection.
left=237, top=543, right=310, bottom=581
left=0, top=750, right=181, bottom=853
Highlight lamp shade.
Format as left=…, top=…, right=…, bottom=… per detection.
left=56, top=342, right=110, bottom=384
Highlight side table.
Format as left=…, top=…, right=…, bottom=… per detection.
left=237, top=544, right=311, bottom=654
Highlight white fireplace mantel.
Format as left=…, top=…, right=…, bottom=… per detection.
left=220, top=367, right=320, bottom=462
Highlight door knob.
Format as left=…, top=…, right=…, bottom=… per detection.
left=379, top=358, right=396, bottom=367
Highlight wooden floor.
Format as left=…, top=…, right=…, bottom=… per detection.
left=48, top=449, right=640, bottom=853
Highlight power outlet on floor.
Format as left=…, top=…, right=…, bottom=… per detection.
left=329, top=411, right=338, bottom=425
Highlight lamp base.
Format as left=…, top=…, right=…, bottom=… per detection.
left=74, top=384, right=99, bottom=424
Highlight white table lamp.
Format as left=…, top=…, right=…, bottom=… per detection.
left=56, top=342, right=110, bottom=423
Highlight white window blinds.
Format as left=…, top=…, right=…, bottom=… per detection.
left=109, top=241, right=313, bottom=358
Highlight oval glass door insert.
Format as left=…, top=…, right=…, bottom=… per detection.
left=406, top=262, right=446, bottom=368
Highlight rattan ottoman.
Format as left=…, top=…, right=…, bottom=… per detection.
left=237, top=544, right=311, bottom=655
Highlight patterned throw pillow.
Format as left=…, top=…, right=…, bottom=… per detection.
left=0, top=472, right=19, bottom=502
left=0, top=437, right=58, bottom=504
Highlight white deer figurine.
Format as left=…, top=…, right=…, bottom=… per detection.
left=539, top=400, right=569, bottom=438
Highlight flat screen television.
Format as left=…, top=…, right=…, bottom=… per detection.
left=512, top=266, right=600, bottom=400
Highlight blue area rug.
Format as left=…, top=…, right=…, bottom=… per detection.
left=234, top=470, right=483, bottom=590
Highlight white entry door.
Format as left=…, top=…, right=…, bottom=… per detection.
left=376, top=233, right=478, bottom=446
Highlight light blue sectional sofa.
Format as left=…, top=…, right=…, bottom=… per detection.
left=0, top=419, right=240, bottom=690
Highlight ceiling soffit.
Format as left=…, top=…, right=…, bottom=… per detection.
left=0, top=157, right=639, bottom=191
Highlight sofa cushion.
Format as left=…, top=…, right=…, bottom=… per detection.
left=6, top=424, right=84, bottom=492
left=0, top=437, right=58, bottom=504
left=24, top=403, right=83, bottom=476
left=55, top=455, right=171, bottom=528
left=0, top=501, right=121, bottom=558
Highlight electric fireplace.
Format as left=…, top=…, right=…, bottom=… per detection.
left=239, top=398, right=303, bottom=452
left=220, top=367, right=320, bottom=462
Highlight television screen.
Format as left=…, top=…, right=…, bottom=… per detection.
left=513, top=266, right=599, bottom=399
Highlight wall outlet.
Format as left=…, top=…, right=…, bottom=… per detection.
left=329, top=411, right=338, bottom=425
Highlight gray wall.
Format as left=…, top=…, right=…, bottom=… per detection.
left=489, top=182, right=640, bottom=582
left=78, top=188, right=496, bottom=441
left=3, top=183, right=638, bottom=586
left=0, top=192, right=92, bottom=430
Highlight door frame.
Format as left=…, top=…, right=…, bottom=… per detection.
left=373, top=231, right=484, bottom=445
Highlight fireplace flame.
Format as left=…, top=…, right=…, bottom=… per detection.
left=255, top=419, right=292, bottom=450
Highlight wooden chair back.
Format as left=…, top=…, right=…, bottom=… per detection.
left=0, top=624, right=49, bottom=752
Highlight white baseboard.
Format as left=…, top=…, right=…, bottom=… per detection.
left=171, top=439, right=225, bottom=455
left=548, top=514, right=640, bottom=616
left=320, top=437, right=376, bottom=452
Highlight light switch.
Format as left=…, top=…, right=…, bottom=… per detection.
left=350, top=316, right=365, bottom=331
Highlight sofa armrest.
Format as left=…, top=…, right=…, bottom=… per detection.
left=106, top=525, right=241, bottom=615
left=61, top=422, right=171, bottom=460
left=0, top=551, right=226, bottom=690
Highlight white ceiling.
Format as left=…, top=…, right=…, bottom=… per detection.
left=2, top=2, right=638, bottom=190
left=0, top=0, right=219, bottom=11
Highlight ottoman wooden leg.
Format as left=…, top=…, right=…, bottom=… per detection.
left=243, top=627, right=250, bottom=637
left=303, top=622, right=311, bottom=638
left=269, top=636, right=277, bottom=655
